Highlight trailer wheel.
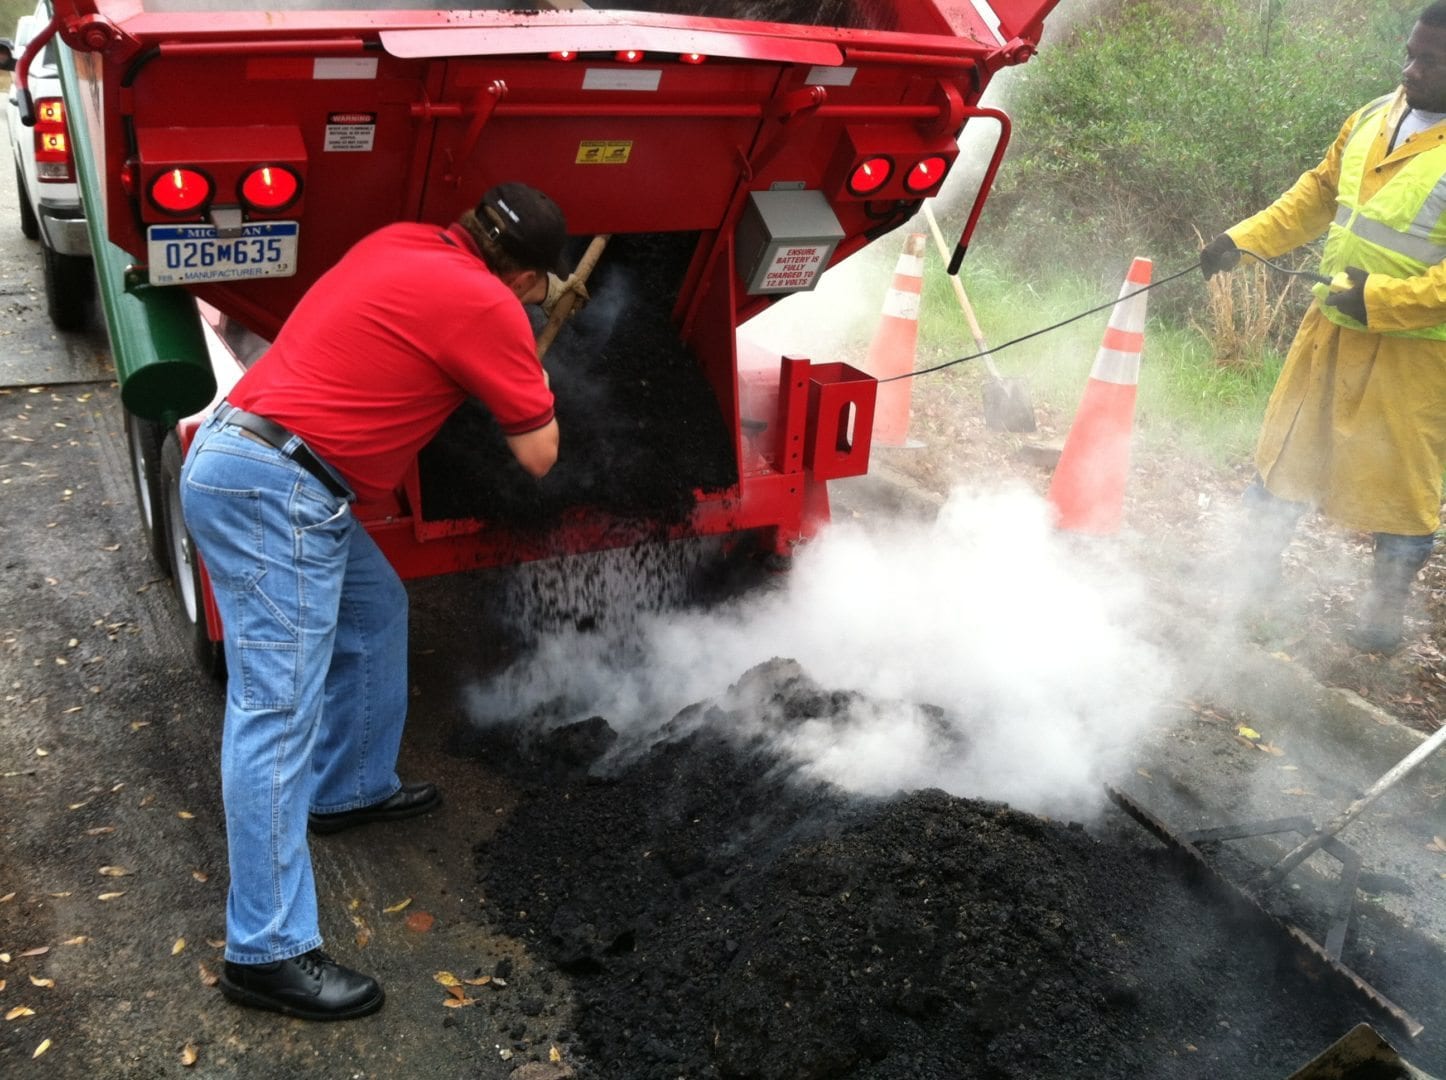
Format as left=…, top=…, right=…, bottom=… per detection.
left=15, top=162, right=38, bottom=241
left=160, top=432, right=224, bottom=679
left=42, top=246, right=95, bottom=331
left=124, top=411, right=171, bottom=575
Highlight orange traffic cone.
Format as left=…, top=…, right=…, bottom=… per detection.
left=1046, top=257, right=1152, bottom=535
left=864, top=232, right=927, bottom=447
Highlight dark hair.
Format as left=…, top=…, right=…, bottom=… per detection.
left=459, top=208, right=529, bottom=277
left=1422, top=2, right=1446, bottom=27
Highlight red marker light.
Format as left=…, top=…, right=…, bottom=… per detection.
left=33, top=97, right=71, bottom=182
left=614, top=49, right=644, bottom=63
left=548, top=50, right=577, bottom=61
left=904, top=155, right=949, bottom=193
left=679, top=52, right=706, bottom=64
left=149, top=167, right=212, bottom=215
left=847, top=156, right=892, bottom=196
left=239, top=165, right=301, bottom=213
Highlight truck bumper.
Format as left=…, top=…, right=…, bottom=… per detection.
left=40, top=208, right=91, bottom=258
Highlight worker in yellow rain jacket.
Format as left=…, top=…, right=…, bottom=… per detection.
left=1201, top=1, right=1446, bottom=652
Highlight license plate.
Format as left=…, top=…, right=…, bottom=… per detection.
left=146, top=222, right=299, bottom=286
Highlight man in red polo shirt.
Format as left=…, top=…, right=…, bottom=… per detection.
left=179, top=182, right=572, bottom=1021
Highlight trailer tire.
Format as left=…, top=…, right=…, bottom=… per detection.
left=124, top=410, right=171, bottom=575
left=42, top=246, right=94, bottom=331
left=16, top=162, right=38, bottom=241
left=160, top=432, right=224, bottom=680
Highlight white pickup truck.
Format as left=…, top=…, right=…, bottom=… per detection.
left=7, top=1, right=92, bottom=330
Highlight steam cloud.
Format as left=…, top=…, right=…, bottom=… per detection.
left=465, top=485, right=1175, bottom=818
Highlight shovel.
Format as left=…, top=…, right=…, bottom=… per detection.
left=921, top=204, right=1036, bottom=433
left=536, top=233, right=610, bottom=360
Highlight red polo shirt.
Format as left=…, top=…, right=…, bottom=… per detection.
left=228, top=222, right=554, bottom=502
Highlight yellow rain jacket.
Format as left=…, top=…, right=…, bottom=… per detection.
left=1228, top=88, right=1446, bottom=536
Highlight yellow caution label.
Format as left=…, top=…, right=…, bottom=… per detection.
left=576, top=140, right=633, bottom=165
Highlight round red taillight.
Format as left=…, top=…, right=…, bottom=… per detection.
left=615, top=49, right=644, bottom=63
left=549, top=50, right=577, bottom=61
left=904, top=155, right=949, bottom=193
left=149, top=167, right=213, bottom=215
left=847, top=156, right=893, bottom=197
left=239, top=165, right=301, bottom=213
left=679, top=52, right=707, bottom=64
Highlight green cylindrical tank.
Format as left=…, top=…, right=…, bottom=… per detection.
left=56, top=43, right=214, bottom=427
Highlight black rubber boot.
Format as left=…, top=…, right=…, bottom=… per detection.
left=1346, top=534, right=1434, bottom=654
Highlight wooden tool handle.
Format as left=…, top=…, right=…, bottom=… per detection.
left=537, top=234, right=610, bottom=359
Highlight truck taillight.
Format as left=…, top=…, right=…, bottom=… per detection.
left=904, top=155, right=950, bottom=194
left=149, top=167, right=213, bottom=216
left=548, top=50, right=577, bottom=61
left=847, top=156, right=893, bottom=197
left=239, top=165, right=301, bottom=213
left=33, top=98, right=72, bottom=183
left=680, top=52, right=707, bottom=64
left=614, top=50, right=645, bottom=63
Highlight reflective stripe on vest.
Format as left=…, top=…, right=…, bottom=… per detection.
left=1319, top=92, right=1446, bottom=338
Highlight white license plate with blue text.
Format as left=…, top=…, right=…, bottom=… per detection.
left=147, top=222, right=299, bottom=285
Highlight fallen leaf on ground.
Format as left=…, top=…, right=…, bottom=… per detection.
left=1237, top=726, right=1261, bottom=741
left=205, top=939, right=225, bottom=949
left=18, top=948, right=48, bottom=958
left=97, top=892, right=125, bottom=902
left=492, top=977, right=508, bottom=988
left=446, top=984, right=467, bottom=1001
left=29, top=977, right=53, bottom=988
left=0, top=893, right=13, bottom=903
left=0, top=979, right=6, bottom=991
left=404, top=911, right=435, bottom=933
left=180, top=1043, right=198, bottom=1066
left=1283, top=787, right=1312, bottom=797
left=441, top=997, right=475, bottom=1008
left=86, top=826, right=115, bottom=836
left=197, top=962, right=218, bottom=987
left=32, top=1037, right=51, bottom=1058
left=35, top=748, right=48, bottom=757
left=61, top=937, right=87, bottom=946
left=177, top=811, right=194, bottom=820
left=6, top=1006, right=35, bottom=1020
left=171, top=939, right=186, bottom=956
left=48, top=892, right=71, bottom=899
left=433, top=971, right=461, bottom=987
left=550, top=1044, right=563, bottom=1063
left=463, top=976, right=491, bottom=987
left=383, top=897, right=412, bottom=914
left=1257, top=742, right=1286, bottom=756
left=98, top=866, right=130, bottom=877
left=1428, top=836, right=1446, bottom=854
left=351, top=915, right=371, bottom=949
left=0, top=953, right=10, bottom=963
left=1136, top=768, right=1152, bottom=780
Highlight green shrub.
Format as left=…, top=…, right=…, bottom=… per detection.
left=974, top=0, right=1419, bottom=294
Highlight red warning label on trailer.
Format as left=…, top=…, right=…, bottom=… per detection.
left=324, top=113, right=377, bottom=153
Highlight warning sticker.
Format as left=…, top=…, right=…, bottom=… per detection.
left=576, top=140, right=633, bottom=165
left=759, top=244, right=829, bottom=292
left=324, top=112, right=376, bottom=153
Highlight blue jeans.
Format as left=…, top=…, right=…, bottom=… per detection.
left=180, top=412, right=409, bottom=964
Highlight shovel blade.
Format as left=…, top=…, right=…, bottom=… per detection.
left=1285, top=1023, right=1438, bottom=1079
left=983, top=377, right=1036, bottom=433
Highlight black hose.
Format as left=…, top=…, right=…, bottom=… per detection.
left=879, top=248, right=1321, bottom=384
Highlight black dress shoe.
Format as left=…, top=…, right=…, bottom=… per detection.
left=308, top=782, right=440, bottom=834
left=219, top=949, right=383, bottom=1021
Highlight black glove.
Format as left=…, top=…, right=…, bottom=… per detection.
left=1323, top=266, right=1368, bottom=325
left=1199, top=234, right=1241, bottom=280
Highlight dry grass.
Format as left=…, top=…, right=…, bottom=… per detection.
left=1191, top=261, right=1297, bottom=370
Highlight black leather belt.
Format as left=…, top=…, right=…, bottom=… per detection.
left=215, top=402, right=350, bottom=499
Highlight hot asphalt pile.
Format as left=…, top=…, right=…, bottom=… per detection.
left=465, top=658, right=1446, bottom=1080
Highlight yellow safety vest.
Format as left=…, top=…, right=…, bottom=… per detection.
left=1317, top=93, right=1446, bottom=339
